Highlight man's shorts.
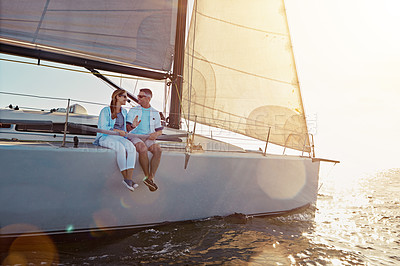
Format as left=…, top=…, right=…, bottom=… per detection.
left=128, top=136, right=156, bottom=148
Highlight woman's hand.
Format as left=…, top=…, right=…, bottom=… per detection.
left=114, top=129, right=126, bottom=136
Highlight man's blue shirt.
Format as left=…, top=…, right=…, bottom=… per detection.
left=134, top=107, right=151, bottom=135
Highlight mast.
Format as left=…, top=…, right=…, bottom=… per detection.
left=168, top=0, right=188, bottom=129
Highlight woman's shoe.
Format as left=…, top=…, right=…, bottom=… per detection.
left=122, top=179, right=135, bottom=192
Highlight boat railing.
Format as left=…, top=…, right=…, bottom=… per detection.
left=282, top=133, right=315, bottom=158
left=0, top=91, right=108, bottom=141
left=0, top=91, right=110, bottom=111
left=183, top=113, right=317, bottom=156
left=1, top=91, right=316, bottom=156
left=305, top=134, right=316, bottom=158
left=61, top=98, right=70, bottom=147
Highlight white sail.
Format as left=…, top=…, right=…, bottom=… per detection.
left=0, top=0, right=178, bottom=72
left=182, top=0, right=310, bottom=152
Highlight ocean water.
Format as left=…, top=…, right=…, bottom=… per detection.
left=2, top=168, right=399, bottom=265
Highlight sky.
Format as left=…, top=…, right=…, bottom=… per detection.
left=284, top=0, right=400, bottom=179
left=1, top=0, right=399, bottom=180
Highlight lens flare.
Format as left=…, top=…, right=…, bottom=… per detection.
left=1, top=224, right=59, bottom=265
left=90, top=209, right=117, bottom=237
left=65, top=224, right=74, bottom=233
left=256, top=160, right=306, bottom=199
left=120, top=197, right=131, bottom=208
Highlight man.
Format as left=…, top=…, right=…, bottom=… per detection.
left=126, top=88, right=163, bottom=192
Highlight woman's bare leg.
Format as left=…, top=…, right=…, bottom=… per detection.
left=126, top=168, right=134, bottom=180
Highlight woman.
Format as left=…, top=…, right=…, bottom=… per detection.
left=94, top=89, right=138, bottom=191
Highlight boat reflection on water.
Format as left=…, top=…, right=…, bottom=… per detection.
left=3, top=167, right=399, bottom=266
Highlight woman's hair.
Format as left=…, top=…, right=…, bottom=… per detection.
left=110, top=89, right=127, bottom=119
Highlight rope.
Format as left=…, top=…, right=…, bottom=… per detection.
left=0, top=91, right=107, bottom=107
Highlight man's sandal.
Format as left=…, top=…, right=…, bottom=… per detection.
left=143, top=176, right=158, bottom=192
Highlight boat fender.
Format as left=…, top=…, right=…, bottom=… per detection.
left=8, top=104, right=19, bottom=110
left=73, top=136, right=79, bottom=148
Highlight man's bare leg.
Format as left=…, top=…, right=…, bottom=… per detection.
left=148, top=143, right=162, bottom=180
left=135, top=142, right=150, bottom=178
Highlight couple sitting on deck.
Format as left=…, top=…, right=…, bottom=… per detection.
left=93, top=88, right=163, bottom=192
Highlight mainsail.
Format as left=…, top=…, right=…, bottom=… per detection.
left=0, top=0, right=178, bottom=75
left=182, top=0, right=310, bottom=152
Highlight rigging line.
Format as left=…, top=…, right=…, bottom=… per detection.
left=0, top=91, right=69, bottom=101
left=182, top=115, right=260, bottom=127
left=171, top=82, right=189, bottom=130
left=46, top=9, right=165, bottom=12
left=180, top=98, right=258, bottom=121
left=38, top=27, right=138, bottom=39
left=187, top=54, right=295, bottom=85
left=0, top=91, right=108, bottom=107
left=33, top=0, right=50, bottom=43
left=133, top=79, right=139, bottom=95
left=197, top=11, right=287, bottom=37
left=183, top=112, right=306, bottom=135
left=187, top=0, right=198, bottom=126
left=163, top=80, right=171, bottom=119
left=0, top=58, right=164, bottom=82
left=0, top=58, right=89, bottom=74
left=6, top=106, right=52, bottom=112
left=204, top=135, right=264, bottom=142
left=182, top=98, right=305, bottom=127
left=0, top=18, right=38, bottom=23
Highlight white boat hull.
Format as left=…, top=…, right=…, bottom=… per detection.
left=0, top=141, right=320, bottom=237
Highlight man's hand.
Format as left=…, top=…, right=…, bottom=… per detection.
left=132, top=116, right=141, bottom=128
left=127, top=116, right=141, bottom=132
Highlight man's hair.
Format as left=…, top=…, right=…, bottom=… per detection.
left=140, top=88, right=152, bottom=98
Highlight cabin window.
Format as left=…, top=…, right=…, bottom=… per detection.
left=15, top=123, right=97, bottom=136
left=0, top=123, right=12, bottom=128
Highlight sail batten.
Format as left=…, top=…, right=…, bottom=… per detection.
left=196, top=12, right=288, bottom=37
left=183, top=0, right=310, bottom=152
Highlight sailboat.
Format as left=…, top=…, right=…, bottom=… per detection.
left=0, top=0, right=335, bottom=239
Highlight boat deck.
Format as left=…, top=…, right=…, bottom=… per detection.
left=0, top=139, right=244, bottom=154
left=0, top=139, right=314, bottom=162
